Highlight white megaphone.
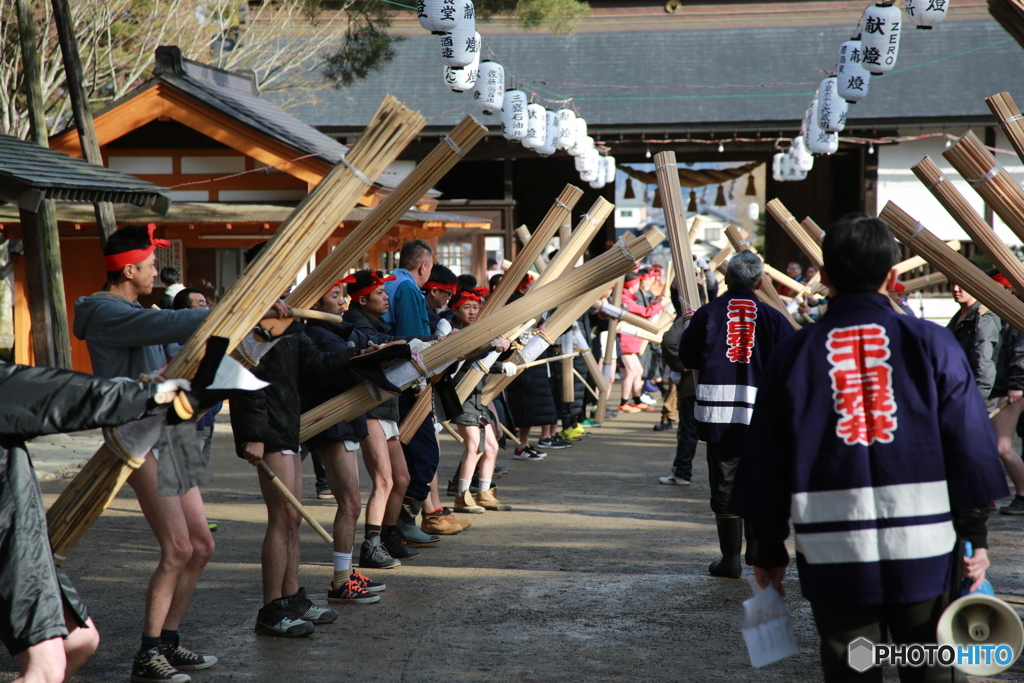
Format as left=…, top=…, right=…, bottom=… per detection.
left=937, top=592, right=1024, bottom=675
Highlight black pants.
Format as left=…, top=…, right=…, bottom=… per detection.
left=706, top=437, right=743, bottom=515
left=811, top=595, right=965, bottom=682
left=399, top=389, right=440, bottom=501
left=672, top=393, right=698, bottom=481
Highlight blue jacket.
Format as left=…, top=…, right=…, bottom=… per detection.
left=678, top=289, right=794, bottom=443
left=730, top=293, right=1008, bottom=606
left=383, top=269, right=430, bottom=337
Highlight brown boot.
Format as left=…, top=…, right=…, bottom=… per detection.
left=420, top=514, right=462, bottom=535
left=439, top=507, right=472, bottom=530
left=474, top=487, right=511, bottom=511
left=453, top=489, right=485, bottom=514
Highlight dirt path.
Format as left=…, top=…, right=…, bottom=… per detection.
left=5, top=405, right=1024, bottom=682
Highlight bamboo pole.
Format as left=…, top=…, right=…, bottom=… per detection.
left=724, top=225, right=800, bottom=328
left=654, top=152, right=702, bottom=310
left=688, top=215, right=706, bottom=245
left=986, top=92, right=1024, bottom=165
left=902, top=271, right=948, bottom=293
left=596, top=278, right=624, bottom=419
left=707, top=244, right=735, bottom=275
left=561, top=356, right=575, bottom=403
left=47, top=95, right=424, bottom=560
left=441, top=421, right=464, bottom=442
left=499, top=423, right=518, bottom=442
left=880, top=201, right=1024, bottom=335
left=574, top=368, right=600, bottom=400
left=766, top=198, right=824, bottom=269
left=988, top=0, right=1024, bottom=52
left=943, top=130, right=1024, bottom=244
left=801, top=217, right=825, bottom=245
left=590, top=301, right=663, bottom=334
left=582, top=349, right=609, bottom=398
left=259, top=462, right=333, bottom=545
left=515, top=225, right=549, bottom=273
left=287, top=115, right=487, bottom=309
left=520, top=352, right=578, bottom=370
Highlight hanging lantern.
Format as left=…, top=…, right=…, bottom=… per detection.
left=859, top=2, right=902, bottom=75
left=556, top=109, right=576, bottom=150
left=568, top=118, right=588, bottom=156
left=418, top=0, right=461, bottom=34
left=473, top=61, right=504, bottom=114
left=522, top=103, right=546, bottom=149
left=803, top=99, right=839, bottom=155
left=687, top=190, right=698, bottom=213
left=790, top=135, right=814, bottom=172
left=580, top=149, right=601, bottom=182
left=443, top=37, right=480, bottom=92
left=773, top=152, right=807, bottom=182
left=745, top=174, right=756, bottom=196
left=437, top=2, right=477, bottom=68
left=817, top=77, right=848, bottom=133
left=589, top=179, right=606, bottom=189
left=836, top=38, right=872, bottom=103
left=537, top=110, right=559, bottom=156
left=501, top=89, right=527, bottom=140
left=623, top=179, right=636, bottom=200
left=905, top=0, right=947, bottom=29
left=603, top=155, right=616, bottom=185
left=574, top=151, right=590, bottom=173
left=652, top=188, right=663, bottom=208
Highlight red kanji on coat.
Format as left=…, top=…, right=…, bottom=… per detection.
left=827, top=324, right=898, bottom=445
left=726, top=299, right=757, bottom=363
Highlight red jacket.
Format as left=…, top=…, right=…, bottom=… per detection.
left=619, top=290, right=663, bottom=354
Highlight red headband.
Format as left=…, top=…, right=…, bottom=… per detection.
left=341, top=271, right=396, bottom=300
left=424, top=281, right=457, bottom=294
left=992, top=273, right=1012, bottom=288
left=892, top=281, right=906, bottom=293
left=451, top=291, right=483, bottom=310
left=102, top=224, right=169, bottom=271
left=517, top=274, right=534, bottom=289
left=472, top=286, right=490, bottom=298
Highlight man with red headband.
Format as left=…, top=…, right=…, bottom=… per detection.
left=75, top=224, right=286, bottom=682
left=422, top=263, right=459, bottom=336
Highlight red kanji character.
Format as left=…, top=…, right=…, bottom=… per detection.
left=827, top=325, right=898, bottom=445
left=726, top=299, right=757, bottom=363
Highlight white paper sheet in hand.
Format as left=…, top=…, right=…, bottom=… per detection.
left=741, top=579, right=798, bottom=668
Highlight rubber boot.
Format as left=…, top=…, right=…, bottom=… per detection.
left=743, top=518, right=759, bottom=567
left=708, top=516, right=742, bottom=578
left=397, top=499, right=440, bottom=546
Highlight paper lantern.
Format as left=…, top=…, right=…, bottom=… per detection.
left=859, top=3, right=902, bottom=74
left=836, top=39, right=872, bottom=103
left=568, top=118, right=588, bottom=156
left=905, top=0, right=947, bottom=29
left=803, top=99, right=839, bottom=155
left=603, top=155, right=616, bottom=185
left=579, top=148, right=600, bottom=181
left=773, top=152, right=808, bottom=182
left=556, top=109, right=577, bottom=150
left=436, top=2, right=477, bottom=67
left=522, top=103, right=546, bottom=149
left=536, top=110, right=559, bottom=156
left=443, top=37, right=480, bottom=92
left=418, top=0, right=461, bottom=33
left=589, top=180, right=606, bottom=189
left=790, top=135, right=814, bottom=172
left=817, top=77, right=848, bottom=133
left=473, top=61, right=504, bottom=115
left=501, top=89, right=527, bottom=140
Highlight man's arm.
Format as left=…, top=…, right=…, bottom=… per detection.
left=86, top=303, right=209, bottom=348
left=677, top=307, right=708, bottom=370
left=972, top=313, right=1000, bottom=398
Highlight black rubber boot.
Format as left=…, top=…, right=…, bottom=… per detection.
left=708, top=516, right=742, bottom=578
left=743, top=518, right=759, bottom=567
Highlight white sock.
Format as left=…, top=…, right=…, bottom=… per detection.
left=333, top=550, right=352, bottom=572
left=458, top=478, right=472, bottom=493
left=478, top=479, right=492, bottom=492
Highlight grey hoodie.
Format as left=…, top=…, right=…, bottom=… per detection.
left=73, top=292, right=208, bottom=379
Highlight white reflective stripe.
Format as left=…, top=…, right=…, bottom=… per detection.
left=791, top=481, right=951, bottom=525
left=694, top=404, right=752, bottom=425
left=795, top=521, right=956, bottom=564
left=696, top=384, right=758, bottom=404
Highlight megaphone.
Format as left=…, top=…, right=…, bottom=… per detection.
left=936, top=543, right=1024, bottom=676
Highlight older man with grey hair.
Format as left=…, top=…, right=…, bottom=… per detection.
left=678, top=250, right=795, bottom=578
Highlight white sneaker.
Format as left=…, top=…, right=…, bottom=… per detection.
left=659, top=475, right=690, bottom=485
left=640, top=393, right=657, bottom=406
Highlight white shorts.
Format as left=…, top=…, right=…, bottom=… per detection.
left=343, top=440, right=361, bottom=452
left=378, top=419, right=399, bottom=441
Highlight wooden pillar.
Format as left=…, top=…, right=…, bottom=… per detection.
left=18, top=208, right=57, bottom=366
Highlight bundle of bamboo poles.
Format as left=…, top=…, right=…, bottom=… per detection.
left=515, top=225, right=549, bottom=273
left=801, top=217, right=825, bottom=245
left=654, top=151, right=702, bottom=310
left=287, top=115, right=487, bottom=309
left=988, top=0, right=1024, bottom=52
left=688, top=215, right=706, bottom=245
left=902, top=271, right=948, bottom=293
left=302, top=230, right=662, bottom=442
left=596, top=278, right=624, bottom=418
left=895, top=241, right=961, bottom=275
left=943, top=131, right=1024, bottom=243
left=988, top=92, right=1024, bottom=161
left=881, top=201, right=1024, bottom=335
left=766, top=198, right=824, bottom=269
left=591, top=301, right=663, bottom=334
left=47, top=96, right=424, bottom=560
left=723, top=225, right=800, bottom=328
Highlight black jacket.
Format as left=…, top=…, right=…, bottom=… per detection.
left=992, top=320, right=1024, bottom=399
left=230, top=328, right=358, bottom=455
left=302, top=319, right=369, bottom=448
left=947, top=302, right=1000, bottom=399
left=342, top=307, right=401, bottom=423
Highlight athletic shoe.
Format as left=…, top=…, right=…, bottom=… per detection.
left=525, top=444, right=545, bottom=456
left=290, top=587, right=338, bottom=624
left=207, top=523, right=217, bottom=532
left=559, top=429, right=582, bottom=441
left=1000, top=496, right=1024, bottom=515
left=494, top=465, right=509, bottom=476
left=327, top=579, right=381, bottom=604
left=580, top=418, right=602, bottom=428
left=359, top=535, right=401, bottom=569
left=131, top=647, right=191, bottom=682
left=350, top=569, right=386, bottom=592
left=513, top=449, right=545, bottom=461
left=653, top=419, right=675, bottom=432
left=159, top=643, right=217, bottom=671
left=643, top=380, right=659, bottom=394
left=659, top=475, right=691, bottom=486
left=618, top=403, right=641, bottom=413
left=317, top=488, right=333, bottom=500
left=634, top=403, right=657, bottom=412
left=640, top=393, right=658, bottom=406
left=537, top=436, right=570, bottom=450
left=254, top=598, right=314, bottom=638
left=382, top=527, right=420, bottom=558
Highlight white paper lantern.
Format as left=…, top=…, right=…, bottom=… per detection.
left=443, top=37, right=480, bottom=92
left=836, top=39, right=871, bottom=103
left=568, top=118, right=588, bottom=156
left=803, top=99, right=839, bottom=155
left=859, top=3, right=902, bottom=74
left=581, top=149, right=601, bottom=182
left=790, top=135, right=814, bottom=172
left=602, top=155, right=616, bottom=185
left=589, top=180, right=606, bottom=189
left=418, top=0, right=461, bottom=33
left=537, top=110, right=559, bottom=156
left=905, top=0, right=947, bottom=29
left=773, top=152, right=807, bottom=182
left=817, top=77, right=848, bottom=133
left=501, top=89, right=527, bottom=140
left=522, top=103, right=546, bottom=149
left=472, top=61, right=504, bottom=114
left=437, top=2, right=476, bottom=67
left=556, top=109, right=576, bottom=150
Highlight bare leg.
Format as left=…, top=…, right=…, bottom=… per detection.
left=361, top=421, right=393, bottom=527
left=621, top=354, right=643, bottom=400
left=14, top=637, right=66, bottom=683
left=319, top=443, right=360, bottom=553
left=479, top=424, right=500, bottom=481
left=63, top=609, right=100, bottom=679
left=425, top=471, right=442, bottom=513
left=383, top=438, right=410, bottom=526
left=162, top=487, right=215, bottom=631
left=992, top=399, right=1024, bottom=495
left=456, top=425, right=483, bottom=482
left=256, top=451, right=302, bottom=604
left=518, top=426, right=532, bottom=450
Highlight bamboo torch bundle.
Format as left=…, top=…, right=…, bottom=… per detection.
left=287, top=115, right=487, bottom=309
left=590, top=300, right=663, bottom=334
left=46, top=95, right=425, bottom=561
left=902, top=271, right=948, bottom=293
left=688, top=215, right=706, bottom=246
left=300, top=230, right=663, bottom=441
left=766, top=199, right=824, bottom=269
left=895, top=241, right=961, bottom=275
left=943, top=131, right=1024, bottom=244
left=987, top=92, right=1024, bottom=164
left=880, top=201, right=1024, bottom=335
left=801, top=217, right=825, bottom=245
left=654, top=151, right=702, bottom=310
left=913, top=155, right=1024, bottom=292
left=596, top=277, right=624, bottom=419
left=515, top=225, right=549, bottom=273
left=987, top=0, right=1024, bottom=58
left=707, top=243, right=735, bottom=275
